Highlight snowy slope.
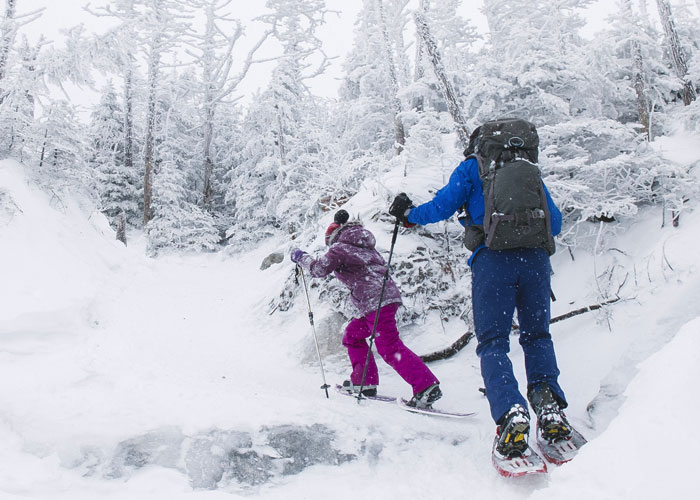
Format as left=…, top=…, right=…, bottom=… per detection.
left=0, top=136, right=698, bottom=500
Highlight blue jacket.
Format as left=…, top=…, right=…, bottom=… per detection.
left=407, top=157, right=562, bottom=265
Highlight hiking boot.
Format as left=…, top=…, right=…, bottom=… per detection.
left=341, top=380, right=377, bottom=397
left=528, top=383, right=572, bottom=443
left=495, top=404, right=530, bottom=458
left=405, top=383, right=442, bottom=409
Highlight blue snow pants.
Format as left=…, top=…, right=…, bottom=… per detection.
left=471, top=247, right=567, bottom=423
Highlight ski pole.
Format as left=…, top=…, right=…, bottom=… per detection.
left=297, top=264, right=331, bottom=398
left=357, top=220, right=401, bottom=402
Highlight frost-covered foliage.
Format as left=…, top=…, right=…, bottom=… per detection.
left=146, top=73, right=219, bottom=254
left=88, top=83, right=141, bottom=227
left=390, top=222, right=472, bottom=328
left=589, top=0, right=677, bottom=131
left=0, top=0, right=698, bottom=269
left=539, top=118, right=697, bottom=248
left=335, top=0, right=397, bottom=157
left=467, top=0, right=609, bottom=124
left=226, top=0, right=336, bottom=247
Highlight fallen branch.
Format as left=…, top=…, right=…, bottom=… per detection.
left=549, top=297, right=621, bottom=325
left=420, top=332, right=474, bottom=363
left=421, top=297, right=622, bottom=362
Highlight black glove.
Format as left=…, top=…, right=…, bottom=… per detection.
left=389, top=193, right=414, bottom=225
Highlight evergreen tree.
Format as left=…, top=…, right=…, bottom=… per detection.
left=227, top=0, right=334, bottom=246
left=184, top=0, right=278, bottom=209
left=470, top=0, right=603, bottom=123
left=336, top=0, right=398, bottom=157
left=146, top=70, right=219, bottom=254
left=88, top=82, right=140, bottom=226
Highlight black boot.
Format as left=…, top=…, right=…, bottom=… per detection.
left=406, top=383, right=442, bottom=409
left=495, top=404, right=530, bottom=458
left=528, top=383, right=571, bottom=443
left=342, top=380, right=377, bottom=397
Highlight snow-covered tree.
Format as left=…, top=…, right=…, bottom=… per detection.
left=182, top=0, right=279, bottom=210
left=0, top=0, right=42, bottom=83
left=146, top=69, right=220, bottom=254
left=88, top=82, right=140, bottom=227
left=140, top=1, right=193, bottom=225
left=469, top=0, right=606, bottom=123
left=539, top=118, right=696, bottom=248
left=0, top=0, right=17, bottom=82
left=227, top=0, right=336, bottom=246
left=337, top=0, right=408, bottom=158
left=655, top=0, right=696, bottom=105
left=376, top=0, right=406, bottom=153
left=592, top=0, right=677, bottom=138
left=85, top=0, right=142, bottom=179
left=414, top=9, right=469, bottom=147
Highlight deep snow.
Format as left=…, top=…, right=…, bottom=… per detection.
left=0, top=132, right=699, bottom=499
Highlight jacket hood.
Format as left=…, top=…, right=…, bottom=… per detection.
left=331, top=223, right=376, bottom=249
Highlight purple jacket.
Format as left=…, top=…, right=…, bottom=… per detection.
left=298, top=223, right=402, bottom=316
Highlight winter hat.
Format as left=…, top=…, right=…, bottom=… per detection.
left=325, top=209, right=350, bottom=246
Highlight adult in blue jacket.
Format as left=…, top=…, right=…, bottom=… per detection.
left=389, top=139, right=571, bottom=460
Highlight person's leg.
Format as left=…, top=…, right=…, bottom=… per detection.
left=514, top=248, right=567, bottom=407
left=342, top=316, right=379, bottom=386
left=372, top=303, right=439, bottom=395
left=472, top=249, right=528, bottom=423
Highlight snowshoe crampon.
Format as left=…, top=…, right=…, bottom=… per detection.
left=492, top=436, right=547, bottom=477
left=536, top=426, right=587, bottom=465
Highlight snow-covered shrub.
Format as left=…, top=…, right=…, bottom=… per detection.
left=540, top=118, right=697, bottom=249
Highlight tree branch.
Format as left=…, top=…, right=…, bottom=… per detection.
left=420, top=297, right=623, bottom=362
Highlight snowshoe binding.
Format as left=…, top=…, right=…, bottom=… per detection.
left=341, top=380, right=378, bottom=397
left=404, top=383, right=442, bottom=409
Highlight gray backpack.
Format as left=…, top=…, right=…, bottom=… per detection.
left=463, top=118, right=556, bottom=256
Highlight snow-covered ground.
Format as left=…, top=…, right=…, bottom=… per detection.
left=0, top=134, right=699, bottom=499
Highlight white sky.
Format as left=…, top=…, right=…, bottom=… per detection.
left=15, top=0, right=622, bottom=109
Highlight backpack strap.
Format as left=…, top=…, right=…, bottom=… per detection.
left=461, top=154, right=486, bottom=251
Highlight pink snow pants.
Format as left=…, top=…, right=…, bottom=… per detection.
left=342, top=303, right=439, bottom=395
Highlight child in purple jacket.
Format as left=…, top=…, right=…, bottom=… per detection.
left=290, top=209, right=441, bottom=408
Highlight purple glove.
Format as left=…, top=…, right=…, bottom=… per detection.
left=290, top=248, right=306, bottom=263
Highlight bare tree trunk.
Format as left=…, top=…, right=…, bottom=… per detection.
left=376, top=0, right=405, bottom=154
left=633, top=43, right=651, bottom=139
left=275, top=104, right=287, bottom=166
left=414, top=10, right=470, bottom=148
left=202, top=102, right=215, bottom=206
left=201, top=4, right=216, bottom=209
left=623, top=0, right=651, bottom=138
left=123, top=66, right=134, bottom=172
left=143, top=44, right=160, bottom=226
left=116, top=211, right=127, bottom=245
left=656, top=0, right=696, bottom=105
left=123, top=0, right=135, bottom=174
left=412, top=0, right=429, bottom=112
left=38, top=127, right=47, bottom=167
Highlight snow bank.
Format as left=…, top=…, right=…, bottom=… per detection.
left=531, top=317, right=700, bottom=500
left=0, top=159, right=124, bottom=331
